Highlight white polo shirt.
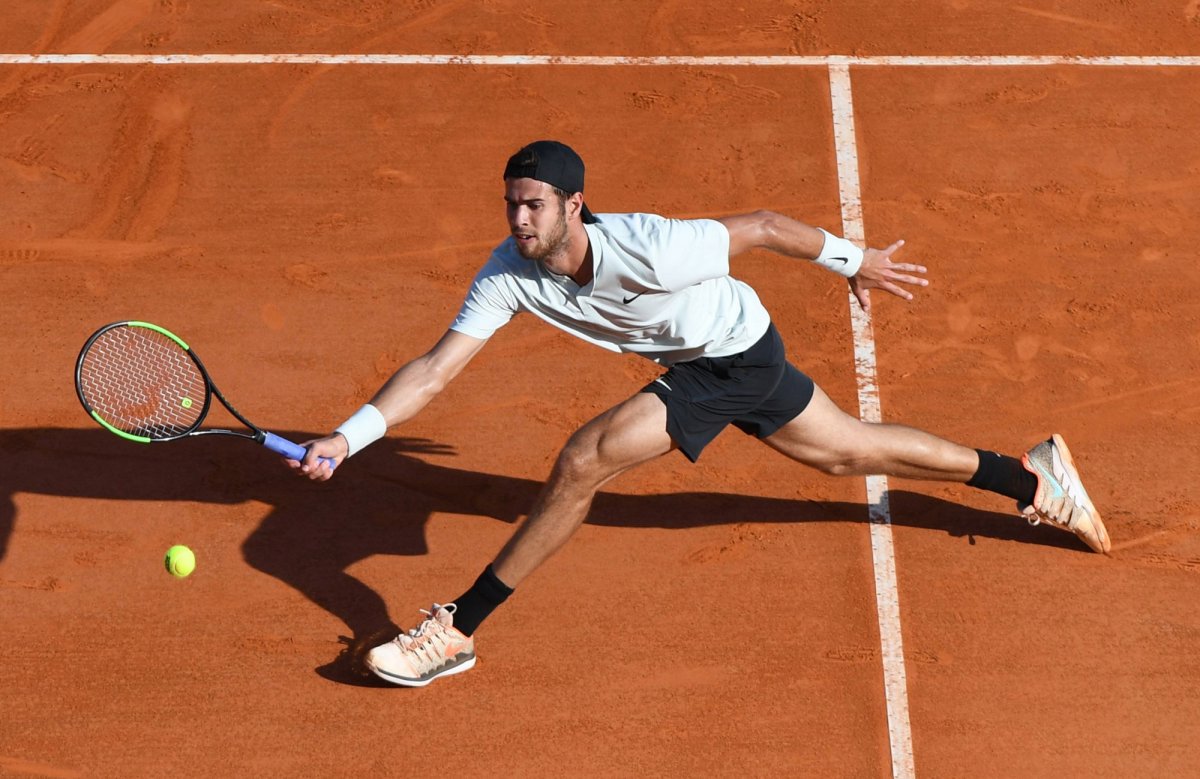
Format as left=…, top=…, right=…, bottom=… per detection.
left=450, top=213, right=771, bottom=366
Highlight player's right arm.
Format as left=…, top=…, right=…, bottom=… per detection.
left=291, top=329, right=488, bottom=480
left=366, top=329, right=488, bottom=428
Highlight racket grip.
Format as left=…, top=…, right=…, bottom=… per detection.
left=263, top=432, right=337, bottom=470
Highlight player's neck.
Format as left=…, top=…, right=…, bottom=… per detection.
left=568, top=239, right=594, bottom=286
left=546, top=222, right=591, bottom=286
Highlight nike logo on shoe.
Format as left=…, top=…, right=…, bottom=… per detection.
left=623, top=291, right=647, bottom=304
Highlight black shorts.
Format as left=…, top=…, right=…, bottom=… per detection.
left=641, top=322, right=815, bottom=462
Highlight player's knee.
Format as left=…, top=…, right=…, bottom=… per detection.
left=811, top=448, right=871, bottom=477
left=552, top=435, right=606, bottom=487
left=555, top=424, right=633, bottom=486
left=820, top=459, right=863, bottom=477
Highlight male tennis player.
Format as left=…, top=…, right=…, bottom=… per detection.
left=289, top=140, right=1110, bottom=687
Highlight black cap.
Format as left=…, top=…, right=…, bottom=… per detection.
left=503, top=140, right=598, bottom=224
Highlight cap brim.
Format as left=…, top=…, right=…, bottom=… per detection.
left=580, top=203, right=598, bottom=224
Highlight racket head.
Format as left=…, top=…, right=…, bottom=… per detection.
left=75, top=321, right=213, bottom=443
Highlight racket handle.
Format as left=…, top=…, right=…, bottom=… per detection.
left=262, top=432, right=337, bottom=470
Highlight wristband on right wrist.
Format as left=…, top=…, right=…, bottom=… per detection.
left=813, top=229, right=865, bottom=278
left=334, top=404, right=388, bottom=458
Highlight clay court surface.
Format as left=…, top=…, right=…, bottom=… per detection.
left=3, top=3, right=1200, bottom=777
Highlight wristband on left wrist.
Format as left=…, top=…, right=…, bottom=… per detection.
left=813, top=229, right=864, bottom=277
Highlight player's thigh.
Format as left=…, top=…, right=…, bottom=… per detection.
left=559, top=391, right=676, bottom=482
left=760, top=383, right=870, bottom=469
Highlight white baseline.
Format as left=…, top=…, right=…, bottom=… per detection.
left=2, top=54, right=1200, bottom=66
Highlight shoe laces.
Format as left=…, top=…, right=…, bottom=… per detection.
left=398, top=605, right=441, bottom=644
left=394, top=604, right=457, bottom=667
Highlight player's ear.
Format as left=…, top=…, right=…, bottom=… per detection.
left=566, top=191, right=585, bottom=221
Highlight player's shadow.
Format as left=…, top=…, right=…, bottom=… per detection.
left=0, top=428, right=1079, bottom=686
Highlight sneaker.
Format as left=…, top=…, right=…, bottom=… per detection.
left=1020, top=434, right=1111, bottom=554
left=364, top=604, right=476, bottom=687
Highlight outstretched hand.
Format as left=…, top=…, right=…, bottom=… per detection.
left=848, top=239, right=928, bottom=312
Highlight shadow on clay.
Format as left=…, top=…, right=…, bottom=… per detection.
left=0, top=428, right=1080, bottom=686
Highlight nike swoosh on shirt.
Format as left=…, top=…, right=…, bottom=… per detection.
left=623, top=291, right=647, bottom=304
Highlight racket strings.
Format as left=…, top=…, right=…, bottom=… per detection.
left=78, top=327, right=207, bottom=439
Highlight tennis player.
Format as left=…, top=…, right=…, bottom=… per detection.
left=288, top=140, right=1110, bottom=687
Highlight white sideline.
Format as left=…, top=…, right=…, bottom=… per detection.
left=828, top=65, right=916, bottom=779
left=2, top=53, right=1200, bottom=66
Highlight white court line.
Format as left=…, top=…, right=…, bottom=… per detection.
left=2, top=53, right=1200, bottom=66
left=828, top=65, right=916, bottom=779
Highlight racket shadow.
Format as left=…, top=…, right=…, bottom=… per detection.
left=0, top=427, right=1078, bottom=686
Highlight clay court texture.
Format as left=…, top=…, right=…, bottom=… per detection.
left=3, top=2, right=1200, bottom=777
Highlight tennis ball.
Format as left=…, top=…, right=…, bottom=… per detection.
left=164, top=545, right=196, bottom=578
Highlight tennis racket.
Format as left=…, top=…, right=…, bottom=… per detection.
left=75, top=320, right=334, bottom=468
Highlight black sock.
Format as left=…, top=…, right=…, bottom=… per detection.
left=966, top=449, right=1038, bottom=504
left=449, top=564, right=514, bottom=637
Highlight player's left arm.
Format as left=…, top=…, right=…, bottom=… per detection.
left=717, top=210, right=927, bottom=312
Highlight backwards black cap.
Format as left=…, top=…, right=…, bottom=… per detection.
left=503, top=140, right=598, bottom=224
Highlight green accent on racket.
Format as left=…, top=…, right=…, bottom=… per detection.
left=126, top=321, right=189, bottom=350
left=90, top=410, right=152, bottom=443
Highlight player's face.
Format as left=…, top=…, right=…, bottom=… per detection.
left=505, top=178, right=570, bottom=263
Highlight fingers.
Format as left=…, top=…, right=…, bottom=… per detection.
left=299, top=454, right=331, bottom=480
left=854, top=270, right=927, bottom=304
left=853, top=286, right=871, bottom=312
left=283, top=436, right=345, bottom=481
left=856, top=241, right=929, bottom=304
left=878, top=280, right=917, bottom=302
left=284, top=459, right=327, bottom=481
left=880, top=270, right=929, bottom=301
left=889, top=272, right=929, bottom=287
left=301, top=447, right=342, bottom=481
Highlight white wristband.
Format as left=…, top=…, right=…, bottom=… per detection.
left=814, top=229, right=864, bottom=278
left=334, top=404, right=388, bottom=458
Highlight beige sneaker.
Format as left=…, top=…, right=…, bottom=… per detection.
left=365, top=604, right=476, bottom=687
left=1020, top=434, right=1111, bottom=554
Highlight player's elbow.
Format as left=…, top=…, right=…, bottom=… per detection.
left=752, top=210, right=789, bottom=247
left=417, top=330, right=485, bottom=395
left=723, top=209, right=780, bottom=255
left=418, top=350, right=472, bottom=396
left=414, top=357, right=454, bottom=396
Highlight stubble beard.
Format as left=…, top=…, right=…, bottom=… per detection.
left=516, top=202, right=570, bottom=264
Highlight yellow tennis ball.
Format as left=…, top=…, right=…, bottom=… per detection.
left=164, top=545, right=196, bottom=578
